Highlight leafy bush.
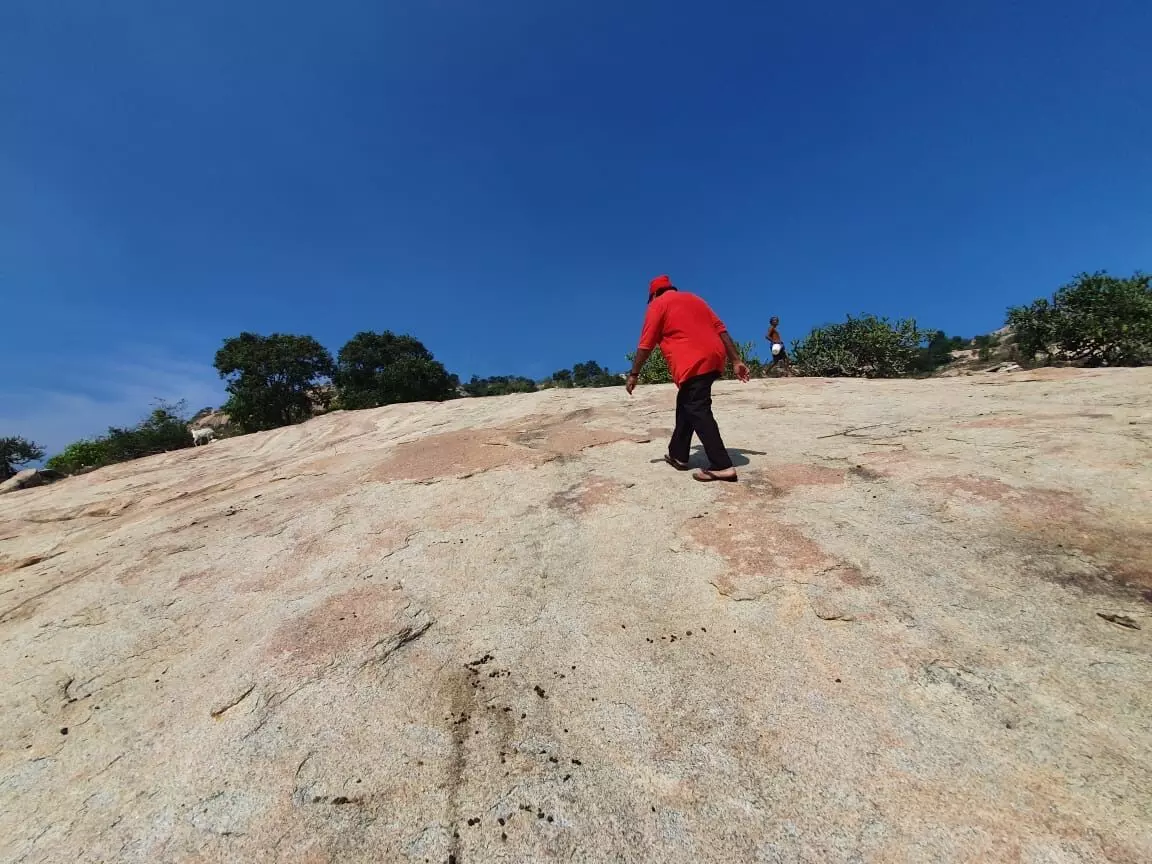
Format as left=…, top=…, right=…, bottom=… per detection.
left=214, top=332, right=335, bottom=432
left=625, top=342, right=762, bottom=384
left=571, top=361, right=620, bottom=388
left=545, top=361, right=622, bottom=388
left=973, top=333, right=1001, bottom=362
left=1, top=436, right=45, bottom=481
left=727, top=341, right=763, bottom=379
left=46, top=401, right=193, bottom=474
left=625, top=346, right=673, bottom=385
left=791, top=315, right=928, bottom=378
left=547, top=369, right=574, bottom=388
left=1008, top=271, right=1152, bottom=366
left=913, top=332, right=968, bottom=373
left=462, top=375, right=538, bottom=397
left=46, top=440, right=113, bottom=474
left=335, top=331, right=456, bottom=409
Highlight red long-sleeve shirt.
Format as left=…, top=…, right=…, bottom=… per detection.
left=638, top=291, right=728, bottom=385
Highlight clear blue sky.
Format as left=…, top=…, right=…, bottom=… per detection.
left=3, top=0, right=1150, bottom=453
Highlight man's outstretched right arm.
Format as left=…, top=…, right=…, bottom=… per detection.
left=719, top=331, right=751, bottom=383
left=626, top=347, right=652, bottom=395
left=628, top=347, right=653, bottom=378
left=628, top=307, right=663, bottom=394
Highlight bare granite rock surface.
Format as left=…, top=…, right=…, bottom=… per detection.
left=2, top=368, right=1151, bottom=863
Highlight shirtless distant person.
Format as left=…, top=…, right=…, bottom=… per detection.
left=766, top=316, right=792, bottom=374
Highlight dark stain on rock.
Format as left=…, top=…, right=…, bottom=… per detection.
left=444, top=668, right=476, bottom=864
left=849, top=464, right=886, bottom=481
left=1097, top=612, right=1140, bottom=630
left=834, top=564, right=875, bottom=587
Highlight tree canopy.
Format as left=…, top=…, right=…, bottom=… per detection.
left=1008, top=271, right=1152, bottom=367
left=462, top=375, right=538, bottom=397
left=624, top=346, right=673, bottom=384
left=791, top=315, right=928, bottom=378
left=571, top=361, right=616, bottom=387
left=335, top=331, right=455, bottom=409
left=912, top=331, right=969, bottom=373
left=1, top=436, right=45, bottom=481
left=214, top=332, right=335, bottom=432
left=543, top=361, right=621, bottom=388
left=973, top=333, right=1001, bottom=361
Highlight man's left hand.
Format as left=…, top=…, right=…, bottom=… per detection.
left=625, top=373, right=638, bottom=395
left=734, top=362, right=750, bottom=383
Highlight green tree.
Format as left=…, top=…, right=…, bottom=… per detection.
left=214, top=332, right=335, bottom=432
left=1008, top=271, right=1152, bottom=366
left=624, top=346, right=673, bottom=385
left=973, top=333, right=1001, bottom=362
left=572, top=361, right=601, bottom=384
left=912, top=331, right=967, bottom=373
left=45, top=439, right=110, bottom=474
left=462, top=375, right=538, bottom=397
left=734, top=340, right=771, bottom=378
left=549, top=369, right=574, bottom=388
left=45, top=401, right=192, bottom=474
left=792, top=315, right=928, bottom=378
left=335, top=331, right=455, bottom=409
left=1, top=436, right=45, bottom=481
left=1007, top=299, right=1057, bottom=363
left=571, top=360, right=619, bottom=388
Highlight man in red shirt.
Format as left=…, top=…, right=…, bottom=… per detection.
left=626, top=275, right=749, bottom=482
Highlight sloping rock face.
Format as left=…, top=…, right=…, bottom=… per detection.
left=2, top=369, right=1151, bottom=864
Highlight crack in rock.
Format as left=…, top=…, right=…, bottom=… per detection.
left=210, top=683, right=256, bottom=719
left=361, top=612, right=433, bottom=668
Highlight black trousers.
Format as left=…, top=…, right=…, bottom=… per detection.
left=669, top=372, right=733, bottom=470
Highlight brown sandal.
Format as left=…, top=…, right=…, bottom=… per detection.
left=693, top=469, right=738, bottom=483
left=664, top=454, right=691, bottom=471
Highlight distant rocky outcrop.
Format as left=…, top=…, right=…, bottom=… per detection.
left=0, top=468, right=65, bottom=495
left=2, top=369, right=1150, bottom=862
left=188, top=408, right=233, bottom=434
left=187, top=389, right=332, bottom=437
left=937, top=326, right=1022, bottom=376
